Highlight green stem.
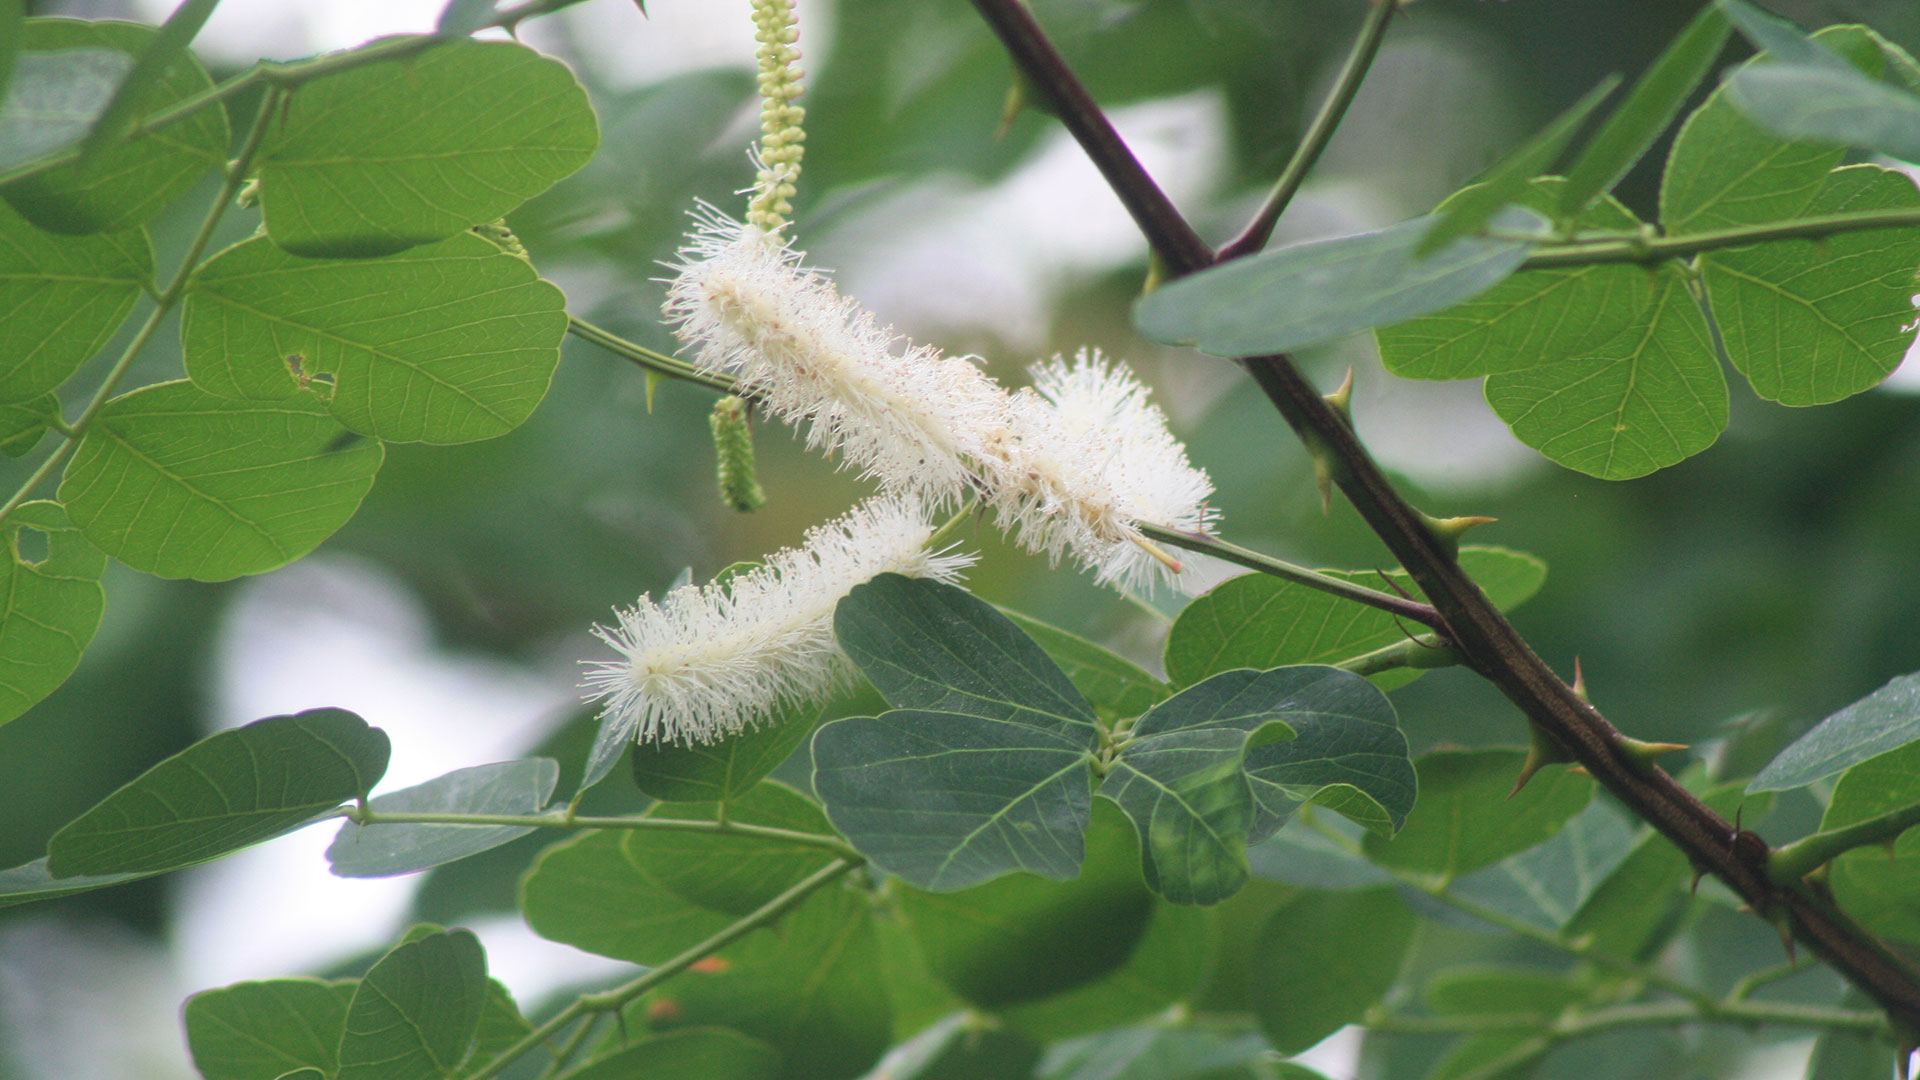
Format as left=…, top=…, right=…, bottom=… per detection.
left=1521, top=208, right=1920, bottom=270
left=0, top=86, right=283, bottom=528
left=929, top=495, right=982, bottom=548
left=1334, top=633, right=1458, bottom=677
left=1215, top=0, right=1396, bottom=261
left=531, top=1014, right=600, bottom=1080
left=462, top=858, right=858, bottom=1080
left=0, top=0, right=600, bottom=191
left=1137, top=523, right=1443, bottom=627
left=340, top=806, right=864, bottom=863
left=1771, top=803, right=1920, bottom=885
left=566, top=316, right=738, bottom=394
left=1728, top=958, right=1816, bottom=1002
left=1372, top=999, right=1884, bottom=1037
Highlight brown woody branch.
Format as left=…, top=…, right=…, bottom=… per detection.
left=966, top=0, right=1920, bottom=1032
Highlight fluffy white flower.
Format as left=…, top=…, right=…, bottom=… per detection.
left=985, top=350, right=1217, bottom=593
left=581, top=495, right=974, bottom=745
left=662, top=209, right=1010, bottom=504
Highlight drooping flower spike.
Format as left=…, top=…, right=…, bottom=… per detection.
left=581, top=494, right=974, bottom=745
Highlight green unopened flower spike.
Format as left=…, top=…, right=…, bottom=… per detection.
left=711, top=395, right=767, bottom=512
left=748, top=0, right=806, bottom=232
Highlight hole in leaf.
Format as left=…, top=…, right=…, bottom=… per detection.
left=14, top=527, right=49, bottom=566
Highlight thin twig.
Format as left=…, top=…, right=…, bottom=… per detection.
left=338, top=805, right=864, bottom=863
left=1138, top=523, right=1443, bottom=627
left=566, top=316, right=739, bottom=395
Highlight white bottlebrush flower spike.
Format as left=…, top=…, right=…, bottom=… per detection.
left=986, top=349, right=1217, bottom=594
left=581, top=495, right=973, bottom=745
left=662, top=209, right=1009, bottom=505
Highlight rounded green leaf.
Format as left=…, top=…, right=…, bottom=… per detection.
left=1751, top=670, right=1920, bottom=791
left=1484, top=267, right=1725, bottom=480
left=1001, top=608, right=1171, bottom=724
left=519, top=829, right=734, bottom=966
left=326, top=758, right=560, bottom=878
left=338, top=929, right=488, bottom=1080
left=1, top=19, right=229, bottom=234
left=47, top=707, right=391, bottom=876
left=630, top=701, right=818, bottom=803
left=0, top=200, right=150, bottom=404
left=1000, top=899, right=1214, bottom=1040
left=1823, top=741, right=1920, bottom=944
left=1702, top=164, right=1920, bottom=406
left=0, top=500, right=105, bottom=726
left=1249, top=887, right=1416, bottom=1054
left=184, top=978, right=356, bottom=1080
left=58, top=380, right=384, bottom=581
left=182, top=233, right=567, bottom=444
left=256, top=38, right=597, bottom=258
left=1362, top=747, right=1593, bottom=877
left=562, top=1029, right=780, bottom=1080
left=624, top=781, right=838, bottom=917
left=897, top=801, right=1155, bottom=1010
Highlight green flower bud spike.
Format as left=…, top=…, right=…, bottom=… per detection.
left=710, top=396, right=768, bottom=512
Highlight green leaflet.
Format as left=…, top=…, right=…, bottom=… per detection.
left=182, top=233, right=567, bottom=445
left=649, top=885, right=893, bottom=1080
left=256, top=38, right=598, bottom=258
left=1443, top=797, right=1640, bottom=932
left=1483, top=267, right=1725, bottom=480
left=0, top=19, right=229, bottom=234
left=1000, top=900, right=1214, bottom=1040
left=1821, top=741, right=1920, bottom=944
left=0, top=201, right=149, bottom=404
left=183, top=978, right=356, bottom=1080
left=337, top=930, right=489, bottom=1080
left=1039, top=1027, right=1273, bottom=1080
left=630, top=699, right=818, bottom=803
left=47, top=707, right=390, bottom=876
left=1164, top=547, right=1546, bottom=690
left=623, top=781, right=838, bottom=917
left=1001, top=608, right=1171, bottom=725
left=1700, top=164, right=1920, bottom=406
left=0, top=393, right=58, bottom=456
left=1250, top=887, right=1416, bottom=1054
left=1750, top=670, right=1920, bottom=790
left=0, top=500, right=105, bottom=727
left=325, top=758, right=560, bottom=878
left=0, top=46, right=130, bottom=171
left=58, top=380, right=384, bottom=581
left=1362, top=748, right=1593, bottom=878
left=562, top=1030, right=780, bottom=1080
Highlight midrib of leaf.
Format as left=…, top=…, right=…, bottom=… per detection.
left=928, top=750, right=1089, bottom=884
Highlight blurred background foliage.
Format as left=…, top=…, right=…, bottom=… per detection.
left=5, top=0, right=1920, bottom=1077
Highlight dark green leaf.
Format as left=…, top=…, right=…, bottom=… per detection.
left=182, top=234, right=567, bottom=445
left=0, top=393, right=58, bottom=456
left=47, top=707, right=389, bottom=876
left=812, top=708, right=1094, bottom=889
left=1806, top=1004, right=1897, bottom=1080
left=878, top=1017, right=1044, bottom=1080
left=1426, top=965, right=1585, bottom=1017
left=325, top=758, right=560, bottom=878
left=184, top=978, right=353, bottom=1080
left=562, top=1029, right=780, bottom=1080
left=1039, top=1027, right=1271, bottom=1080
left=469, top=979, right=532, bottom=1066
left=1249, top=887, right=1415, bottom=1053
left=1164, top=547, right=1546, bottom=689
left=1000, top=899, right=1213, bottom=1040
left=59, top=380, right=385, bottom=581
left=1, top=19, right=228, bottom=234
left=1484, top=267, right=1724, bottom=480
left=1002, top=608, right=1170, bottom=724
left=1378, top=182, right=1655, bottom=381
left=1702, top=165, right=1920, bottom=406
left=519, top=828, right=735, bottom=965
left=624, top=780, right=836, bottom=916
left=1822, top=740, right=1920, bottom=944
left=1420, top=76, right=1620, bottom=255
left=256, top=38, right=597, bottom=258
left=337, top=929, right=488, bottom=1080
left=1132, top=206, right=1546, bottom=358
left=0, top=2, right=20, bottom=108
left=0, top=500, right=106, bottom=727
left=1362, top=748, right=1593, bottom=877
left=652, top=885, right=891, bottom=1080
left=1750, top=670, right=1920, bottom=790
left=0, top=200, right=150, bottom=404
left=1444, top=797, right=1639, bottom=932
left=898, top=800, right=1155, bottom=1010
left=835, top=574, right=1098, bottom=738
left=630, top=700, right=817, bottom=803
left=1556, top=5, right=1731, bottom=215
left=76, top=0, right=220, bottom=166
left=1235, top=667, right=1415, bottom=839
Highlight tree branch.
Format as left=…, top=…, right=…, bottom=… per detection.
left=966, top=0, right=1920, bottom=1030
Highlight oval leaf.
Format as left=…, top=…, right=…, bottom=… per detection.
left=630, top=700, right=818, bottom=803
left=337, top=929, right=488, bottom=1080
left=519, top=828, right=735, bottom=965
left=0, top=500, right=106, bottom=727
left=47, top=707, right=390, bottom=876
left=0, top=200, right=150, bottom=404
left=1, top=19, right=228, bottom=234
left=183, top=233, right=567, bottom=444
left=562, top=1029, right=780, bottom=1080
left=58, top=380, right=384, bottom=581
left=326, top=758, right=559, bottom=878
left=0, top=46, right=132, bottom=171
left=1133, top=207, right=1545, bottom=358
left=1362, top=748, right=1593, bottom=877
left=256, top=38, right=597, bottom=258
left=1751, top=670, right=1920, bottom=791
left=1250, top=887, right=1416, bottom=1054
left=624, top=781, right=838, bottom=917
left=1820, top=741, right=1920, bottom=944
left=185, top=978, right=355, bottom=1080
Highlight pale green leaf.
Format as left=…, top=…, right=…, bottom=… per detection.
left=0, top=198, right=149, bottom=404
left=1821, top=741, right=1920, bottom=944
left=1751, top=670, right=1920, bottom=790
left=1362, top=748, right=1593, bottom=877
left=184, top=978, right=354, bottom=1080
left=519, top=827, right=735, bottom=966
left=325, top=758, right=560, bottom=878
left=0, top=500, right=105, bottom=727
left=337, top=929, right=488, bottom=1080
